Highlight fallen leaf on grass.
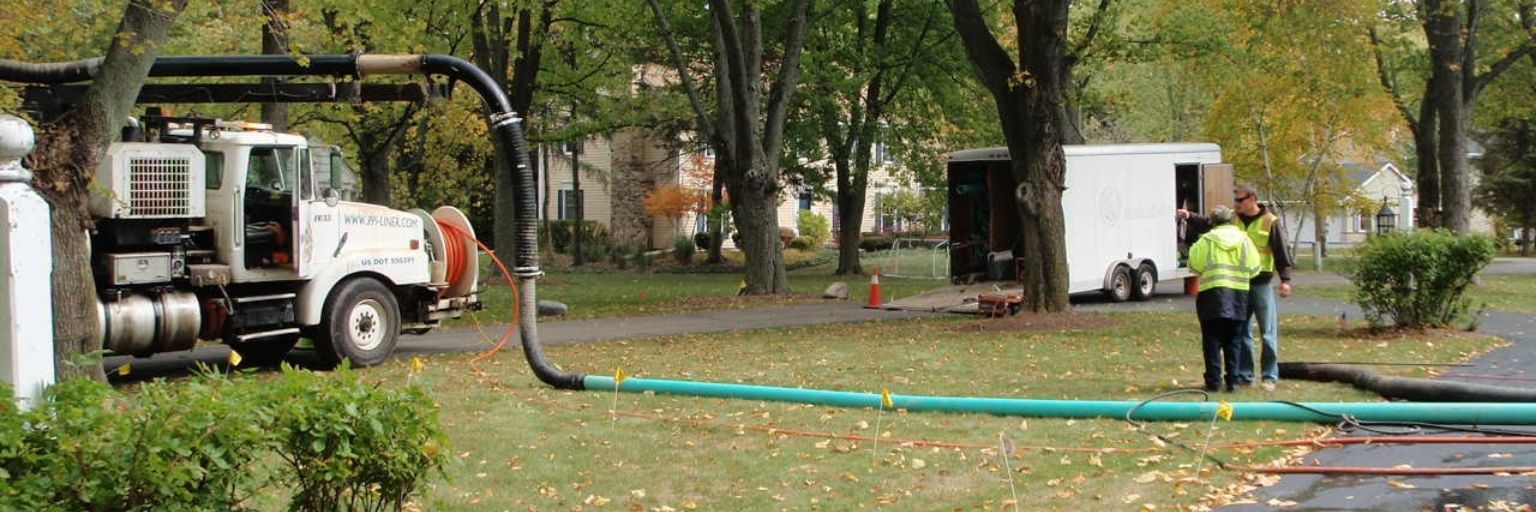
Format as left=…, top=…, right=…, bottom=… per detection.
left=1386, top=480, right=1416, bottom=489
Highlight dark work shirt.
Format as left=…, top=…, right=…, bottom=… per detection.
left=1185, top=205, right=1294, bottom=285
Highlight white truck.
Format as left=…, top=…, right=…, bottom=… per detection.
left=90, top=114, right=480, bottom=366
left=946, top=143, right=1233, bottom=301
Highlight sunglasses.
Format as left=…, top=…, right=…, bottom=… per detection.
left=1234, top=195, right=1251, bottom=202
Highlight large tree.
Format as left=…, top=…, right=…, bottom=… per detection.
left=25, top=0, right=190, bottom=380
left=649, top=0, right=814, bottom=294
left=1372, top=0, right=1534, bottom=232
left=946, top=0, right=1073, bottom=312
left=796, top=0, right=940, bottom=276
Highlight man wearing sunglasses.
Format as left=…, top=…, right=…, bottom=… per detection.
left=1178, top=183, right=1294, bottom=391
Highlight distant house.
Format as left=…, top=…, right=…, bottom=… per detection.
left=537, top=130, right=920, bottom=251
left=1277, top=160, right=1415, bottom=247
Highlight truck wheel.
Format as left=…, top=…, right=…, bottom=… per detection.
left=1131, top=262, right=1157, bottom=301
left=316, top=278, right=400, bottom=367
left=231, top=336, right=299, bottom=368
left=1105, top=265, right=1132, bottom=302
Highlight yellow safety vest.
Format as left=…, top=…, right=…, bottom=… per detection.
left=1189, top=225, right=1262, bottom=292
left=1235, top=211, right=1277, bottom=273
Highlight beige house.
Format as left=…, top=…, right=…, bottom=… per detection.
left=538, top=129, right=920, bottom=250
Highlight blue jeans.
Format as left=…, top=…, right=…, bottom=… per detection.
left=1236, top=281, right=1279, bottom=383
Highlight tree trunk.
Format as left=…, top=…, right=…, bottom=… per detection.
left=705, top=167, right=725, bottom=264
left=834, top=157, right=866, bottom=275
left=260, top=0, right=290, bottom=131
left=1523, top=224, right=1533, bottom=257
left=33, top=126, right=103, bottom=382
left=733, top=176, right=789, bottom=294
left=30, top=0, right=189, bottom=381
left=949, top=0, right=1073, bottom=312
left=1413, top=84, right=1440, bottom=228
left=360, top=131, right=394, bottom=205
left=1425, top=0, right=1472, bottom=233
left=1313, top=208, right=1326, bottom=270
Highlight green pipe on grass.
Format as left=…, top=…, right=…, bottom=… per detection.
left=585, top=376, right=1536, bottom=424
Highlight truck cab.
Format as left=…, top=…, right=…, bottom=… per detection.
left=89, top=115, right=479, bottom=367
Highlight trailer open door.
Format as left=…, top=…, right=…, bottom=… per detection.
left=1201, top=163, right=1234, bottom=212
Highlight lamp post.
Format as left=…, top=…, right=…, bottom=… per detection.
left=1376, top=196, right=1397, bottom=236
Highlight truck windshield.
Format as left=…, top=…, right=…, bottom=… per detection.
left=247, top=147, right=298, bottom=194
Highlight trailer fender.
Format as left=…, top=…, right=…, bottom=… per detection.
left=1100, top=260, right=1141, bottom=291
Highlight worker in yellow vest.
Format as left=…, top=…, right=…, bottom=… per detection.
left=1179, top=183, right=1296, bottom=391
left=1188, top=206, right=1262, bottom=392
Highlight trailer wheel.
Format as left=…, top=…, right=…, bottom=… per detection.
left=316, top=277, right=400, bottom=367
left=1131, top=262, right=1157, bottom=301
left=231, top=336, right=299, bottom=368
left=1105, top=264, right=1133, bottom=302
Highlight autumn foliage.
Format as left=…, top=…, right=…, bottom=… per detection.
left=643, top=184, right=707, bottom=237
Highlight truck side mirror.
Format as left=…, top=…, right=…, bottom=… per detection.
left=324, top=187, right=340, bottom=207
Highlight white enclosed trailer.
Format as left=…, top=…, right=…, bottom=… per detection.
left=946, top=143, right=1232, bottom=301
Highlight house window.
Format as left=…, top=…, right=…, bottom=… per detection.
left=557, top=189, right=584, bottom=220
left=1354, top=214, right=1370, bottom=233
left=701, top=144, right=715, bottom=158
left=874, top=142, right=896, bottom=164
left=560, top=140, right=584, bottom=155
left=798, top=190, right=813, bottom=210
left=873, top=192, right=899, bottom=233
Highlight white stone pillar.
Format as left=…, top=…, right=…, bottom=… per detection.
left=0, top=115, right=53, bottom=410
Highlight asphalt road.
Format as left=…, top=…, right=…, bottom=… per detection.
left=104, top=258, right=1536, bottom=509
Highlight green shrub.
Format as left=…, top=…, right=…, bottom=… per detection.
left=609, top=245, right=632, bottom=269
left=538, top=220, right=609, bottom=254
left=673, top=235, right=696, bottom=265
left=789, top=236, right=815, bottom=251
left=0, top=368, right=446, bottom=512
left=1347, top=229, right=1495, bottom=329
left=860, top=233, right=894, bottom=252
left=269, top=366, right=448, bottom=512
left=0, top=376, right=272, bottom=511
left=795, top=210, right=830, bottom=247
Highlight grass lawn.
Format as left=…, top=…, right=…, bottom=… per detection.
left=368, top=311, right=1500, bottom=511
left=1294, top=273, right=1536, bottom=314
left=455, top=259, right=948, bottom=325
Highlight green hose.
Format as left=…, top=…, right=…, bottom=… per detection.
left=586, top=375, right=1536, bottom=424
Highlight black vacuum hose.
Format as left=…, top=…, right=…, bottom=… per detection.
left=0, top=53, right=585, bottom=389
left=1281, top=363, right=1536, bottom=402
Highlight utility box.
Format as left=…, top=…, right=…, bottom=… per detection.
left=0, top=114, right=54, bottom=410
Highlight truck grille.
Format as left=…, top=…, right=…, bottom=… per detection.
left=128, top=157, right=192, bottom=216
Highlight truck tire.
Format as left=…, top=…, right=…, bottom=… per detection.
left=316, top=277, right=400, bottom=367
left=1105, top=264, right=1132, bottom=302
left=1131, top=262, right=1157, bottom=301
left=231, top=336, right=299, bottom=368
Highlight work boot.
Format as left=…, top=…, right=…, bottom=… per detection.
left=1260, top=380, right=1276, bottom=392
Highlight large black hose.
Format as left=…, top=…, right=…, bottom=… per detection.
left=1281, top=363, right=1536, bottom=402
left=0, top=54, right=585, bottom=389
left=415, top=55, right=582, bottom=390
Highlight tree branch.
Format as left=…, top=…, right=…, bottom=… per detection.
left=1368, top=26, right=1419, bottom=134
left=1072, top=0, right=1113, bottom=57
left=947, top=0, right=1016, bottom=97
left=644, top=0, right=717, bottom=147
left=762, top=0, right=813, bottom=163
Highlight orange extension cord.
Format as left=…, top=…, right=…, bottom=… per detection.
left=434, top=220, right=519, bottom=367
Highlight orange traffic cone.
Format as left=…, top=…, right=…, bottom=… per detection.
left=866, top=265, right=883, bottom=309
